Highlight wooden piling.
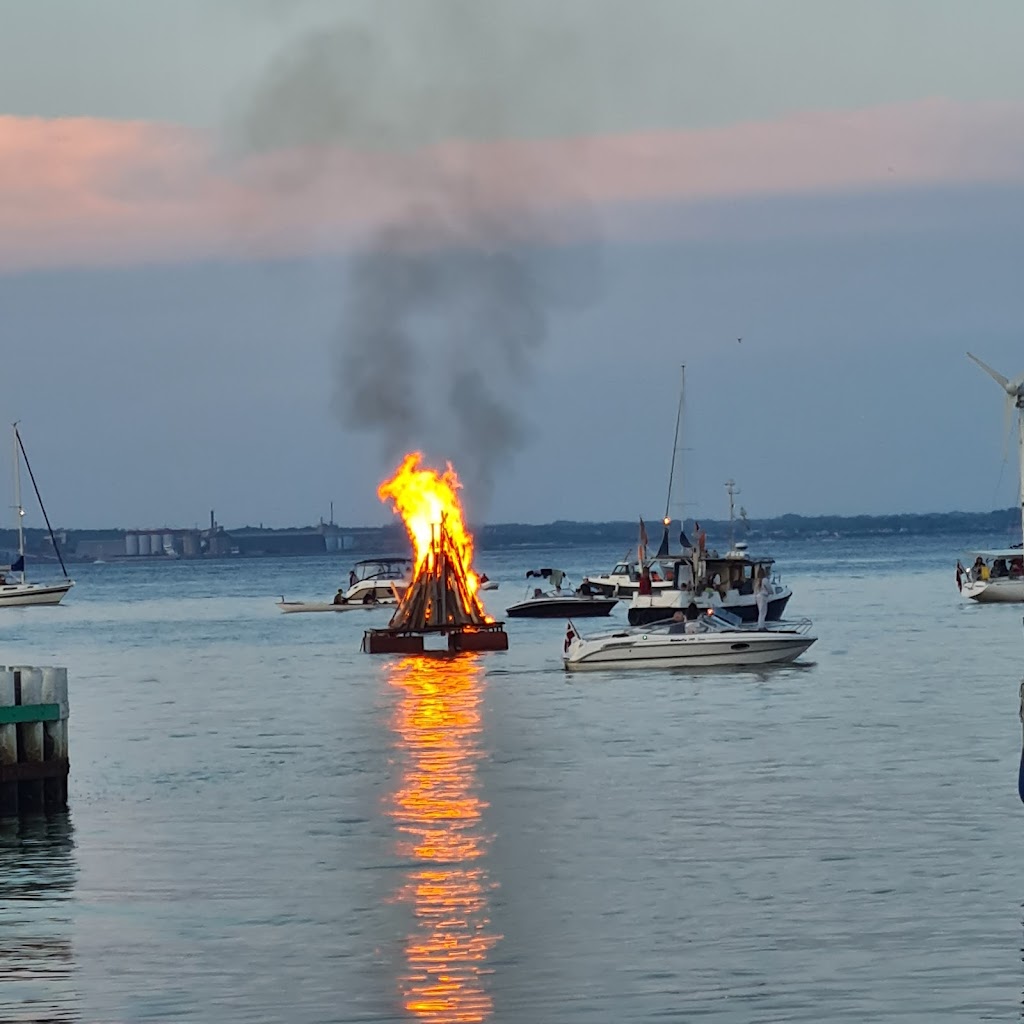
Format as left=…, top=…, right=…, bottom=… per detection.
left=0, top=666, right=69, bottom=817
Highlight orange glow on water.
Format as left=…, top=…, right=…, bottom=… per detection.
left=387, top=656, right=501, bottom=1022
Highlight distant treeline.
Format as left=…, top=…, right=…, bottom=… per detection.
left=4, top=507, right=1017, bottom=560
left=473, top=508, right=1022, bottom=549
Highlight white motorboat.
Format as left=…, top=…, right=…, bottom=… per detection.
left=277, top=598, right=392, bottom=614
left=563, top=610, right=816, bottom=672
left=0, top=424, right=74, bottom=609
left=585, top=554, right=678, bottom=599
left=342, top=556, right=412, bottom=603
left=505, top=569, right=618, bottom=618
left=277, top=555, right=411, bottom=613
left=957, top=353, right=1024, bottom=604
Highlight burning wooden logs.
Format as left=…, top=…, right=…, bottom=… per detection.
left=364, top=520, right=508, bottom=654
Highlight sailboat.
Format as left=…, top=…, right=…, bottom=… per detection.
left=0, top=424, right=74, bottom=607
left=957, top=353, right=1024, bottom=603
left=585, top=366, right=690, bottom=598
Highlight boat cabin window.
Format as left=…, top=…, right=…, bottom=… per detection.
left=355, top=559, right=410, bottom=581
left=612, top=563, right=631, bottom=576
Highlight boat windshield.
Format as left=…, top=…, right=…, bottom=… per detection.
left=352, top=558, right=411, bottom=581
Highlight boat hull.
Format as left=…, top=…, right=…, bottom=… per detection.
left=963, top=578, right=1024, bottom=603
left=277, top=600, right=395, bottom=614
left=506, top=597, right=618, bottom=618
left=564, top=631, right=815, bottom=671
left=0, top=581, right=74, bottom=607
left=628, top=590, right=791, bottom=625
left=588, top=578, right=674, bottom=599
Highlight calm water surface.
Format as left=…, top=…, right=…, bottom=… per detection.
left=2, top=535, right=1023, bottom=1022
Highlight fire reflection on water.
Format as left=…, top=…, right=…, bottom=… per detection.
left=387, top=655, right=501, bottom=1022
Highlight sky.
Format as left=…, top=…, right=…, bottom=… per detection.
left=2, top=1, right=1024, bottom=530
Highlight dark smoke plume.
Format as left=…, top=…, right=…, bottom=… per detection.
left=234, top=4, right=600, bottom=507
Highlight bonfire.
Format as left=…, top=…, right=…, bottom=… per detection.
left=363, top=453, right=508, bottom=654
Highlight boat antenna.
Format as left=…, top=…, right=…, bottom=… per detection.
left=14, top=424, right=69, bottom=579
left=725, top=479, right=739, bottom=550
left=655, top=365, right=685, bottom=559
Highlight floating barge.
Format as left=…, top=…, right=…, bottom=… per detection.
left=362, top=621, right=509, bottom=654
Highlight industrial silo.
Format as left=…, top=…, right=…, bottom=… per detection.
left=137, top=533, right=152, bottom=556
left=125, top=533, right=139, bottom=556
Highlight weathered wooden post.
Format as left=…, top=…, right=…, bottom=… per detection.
left=0, top=665, right=69, bottom=817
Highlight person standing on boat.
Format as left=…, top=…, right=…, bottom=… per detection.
left=755, top=569, right=770, bottom=629
left=637, top=569, right=653, bottom=596
left=349, top=569, right=358, bottom=589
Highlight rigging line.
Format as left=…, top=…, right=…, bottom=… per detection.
left=14, top=426, right=69, bottom=578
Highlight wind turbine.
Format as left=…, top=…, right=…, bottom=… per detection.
left=967, top=352, right=1024, bottom=545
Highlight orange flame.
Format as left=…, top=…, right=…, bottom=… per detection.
left=378, top=452, right=479, bottom=596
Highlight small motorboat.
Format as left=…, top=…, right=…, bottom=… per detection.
left=277, top=556, right=412, bottom=614
left=563, top=609, right=816, bottom=671
left=505, top=568, right=618, bottom=619
left=276, top=598, right=393, bottom=614
left=478, top=574, right=499, bottom=591
left=342, top=557, right=412, bottom=603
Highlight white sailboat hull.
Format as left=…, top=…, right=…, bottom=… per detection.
left=0, top=580, right=74, bottom=607
left=963, top=577, right=1024, bottom=603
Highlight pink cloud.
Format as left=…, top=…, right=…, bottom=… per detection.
left=1, top=99, right=1022, bottom=272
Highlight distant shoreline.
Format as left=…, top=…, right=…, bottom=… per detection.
left=2, top=507, right=1020, bottom=563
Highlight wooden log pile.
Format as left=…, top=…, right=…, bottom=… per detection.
left=388, top=520, right=488, bottom=631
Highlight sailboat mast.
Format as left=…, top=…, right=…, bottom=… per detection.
left=1018, top=399, right=1024, bottom=547
left=12, top=423, right=25, bottom=584
left=14, top=425, right=70, bottom=579
left=663, top=365, right=685, bottom=523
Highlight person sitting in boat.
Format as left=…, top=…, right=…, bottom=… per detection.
left=333, top=588, right=347, bottom=605
left=972, top=556, right=989, bottom=582
left=362, top=590, right=377, bottom=604
left=992, top=558, right=1009, bottom=578
left=0, top=573, right=6, bottom=585
left=1012, top=558, right=1024, bottom=577
left=683, top=601, right=702, bottom=633
left=668, top=611, right=686, bottom=633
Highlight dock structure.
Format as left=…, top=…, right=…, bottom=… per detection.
left=0, top=666, right=69, bottom=817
